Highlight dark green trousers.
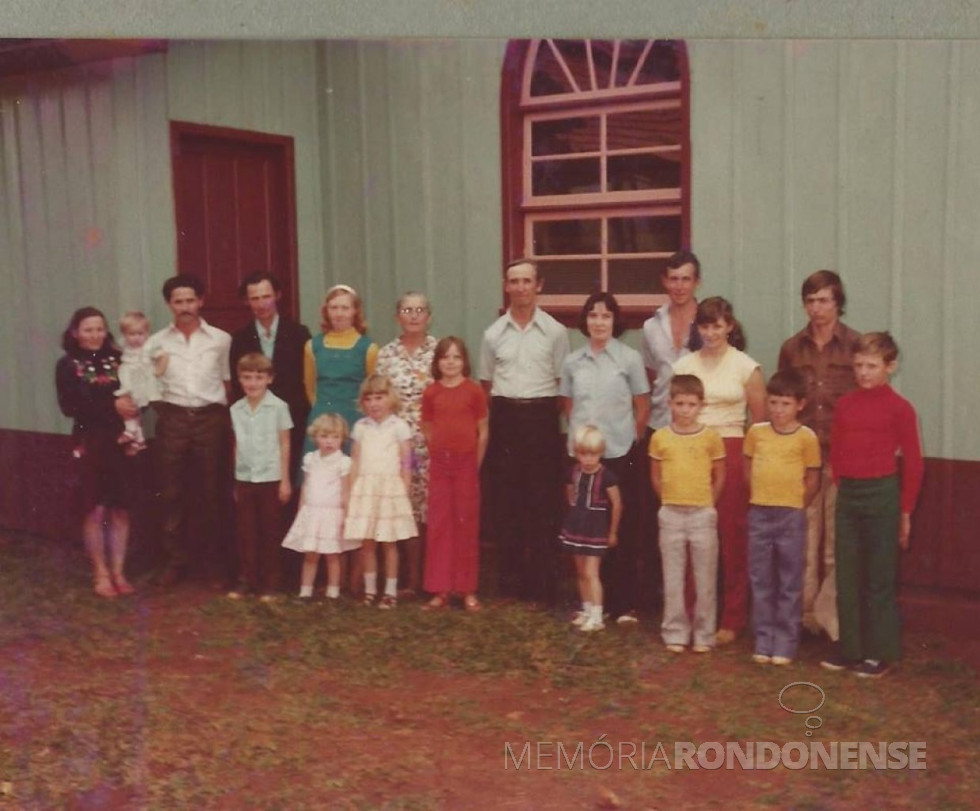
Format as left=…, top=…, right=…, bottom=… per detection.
left=835, top=475, right=901, bottom=662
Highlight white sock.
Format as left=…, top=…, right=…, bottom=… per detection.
left=591, top=604, right=603, bottom=622
left=326, top=585, right=340, bottom=599
left=364, top=572, right=377, bottom=596
left=385, top=577, right=398, bottom=598
left=299, top=585, right=313, bottom=598
left=581, top=601, right=593, bottom=614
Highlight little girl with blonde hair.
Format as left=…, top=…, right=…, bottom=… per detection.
left=344, top=374, right=418, bottom=608
left=282, top=413, right=358, bottom=599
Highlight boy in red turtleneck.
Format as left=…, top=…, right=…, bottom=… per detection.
left=821, top=332, right=923, bottom=678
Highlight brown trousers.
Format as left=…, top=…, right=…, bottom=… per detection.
left=234, top=481, right=283, bottom=593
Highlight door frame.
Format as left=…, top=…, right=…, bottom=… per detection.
left=169, top=120, right=300, bottom=319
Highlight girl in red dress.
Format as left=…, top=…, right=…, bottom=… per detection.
left=420, top=337, right=488, bottom=611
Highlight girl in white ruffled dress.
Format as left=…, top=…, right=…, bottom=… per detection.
left=344, top=374, right=418, bottom=608
left=282, top=413, right=358, bottom=599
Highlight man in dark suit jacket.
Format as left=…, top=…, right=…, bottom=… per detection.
left=230, top=271, right=312, bottom=478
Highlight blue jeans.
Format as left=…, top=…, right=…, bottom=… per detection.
left=748, top=505, right=806, bottom=658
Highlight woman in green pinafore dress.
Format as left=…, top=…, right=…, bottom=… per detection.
left=303, top=285, right=378, bottom=453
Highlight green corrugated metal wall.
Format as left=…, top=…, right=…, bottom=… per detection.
left=1, top=38, right=979, bottom=462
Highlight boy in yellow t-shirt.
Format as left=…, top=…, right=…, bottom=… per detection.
left=649, top=375, right=726, bottom=653
left=744, top=369, right=821, bottom=666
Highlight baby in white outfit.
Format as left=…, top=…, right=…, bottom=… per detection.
left=115, top=311, right=164, bottom=452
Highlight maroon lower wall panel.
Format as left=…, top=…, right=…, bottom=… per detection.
left=2, top=428, right=978, bottom=597
left=901, top=458, right=980, bottom=592
left=0, top=429, right=86, bottom=542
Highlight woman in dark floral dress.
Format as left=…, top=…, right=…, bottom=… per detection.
left=55, top=307, right=135, bottom=598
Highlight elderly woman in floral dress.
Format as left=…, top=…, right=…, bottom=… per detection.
left=376, top=292, right=438, bottom=596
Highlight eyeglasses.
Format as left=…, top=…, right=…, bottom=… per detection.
left=398, top=307, right=428, bottom=316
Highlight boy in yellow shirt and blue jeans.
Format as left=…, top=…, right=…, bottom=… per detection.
left=649, top=375, right=726, bottom=653
left=744, top=369, right=821, bottom=665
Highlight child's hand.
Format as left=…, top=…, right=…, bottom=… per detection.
left=278, top=480, right=292, bottom=505
left=114, top=395, right=139, bottom=420
left=899, top=513, right=911, bottom=550
left=608, top=533, right=618, bottom=548
left=152, top=352, right=169, bottom=376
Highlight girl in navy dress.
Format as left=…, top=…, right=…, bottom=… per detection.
left=560, top=425, right=622, bottom=632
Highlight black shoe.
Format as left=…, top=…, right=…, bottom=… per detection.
left=819, top=654, right=859, bottom=672
left=854, top=660, right=891, bottom=679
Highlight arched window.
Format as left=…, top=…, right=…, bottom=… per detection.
left=501, top=39, right=690, bottom=323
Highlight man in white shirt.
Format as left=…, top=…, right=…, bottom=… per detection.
left=479, top=259, right=570, bottom=605
left=149, top=274, right=232, bottom=586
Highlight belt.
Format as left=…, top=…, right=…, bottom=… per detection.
left=493, top=396, right=557, bottom=406
left=156, top=401, right=226, bottom=417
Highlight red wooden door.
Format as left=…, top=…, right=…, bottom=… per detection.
left=170, top=122, right=299, bottom=333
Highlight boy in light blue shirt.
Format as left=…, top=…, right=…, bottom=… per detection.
left=229, top=352, right=293, bottom=600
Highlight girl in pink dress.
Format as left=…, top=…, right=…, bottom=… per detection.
left=282, top=414, right=357, bottom=600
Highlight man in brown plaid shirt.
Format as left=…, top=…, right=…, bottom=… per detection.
left=778, top=270, right=861, bottom=640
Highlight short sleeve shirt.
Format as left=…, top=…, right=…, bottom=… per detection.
left=672, top=347, right=760, bottom=438
left=744, top=422, right=821, bottom=508
left=231, top=391, right=294, bottom=482
left=648, top=425, right=725, bottom=507
left=559, top=338, right=649, bottom=458
left=421, top=379, right=488, bottom=453
left=351, top=414, right=412, bottom=476
left=478, top=307, right=570, bottom=398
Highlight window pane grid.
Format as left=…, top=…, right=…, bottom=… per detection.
left=526, top=103, right=681, bottom=200
left=511, top=39, right=688, bottom=311
left=528, top=208, right=681, bottom=296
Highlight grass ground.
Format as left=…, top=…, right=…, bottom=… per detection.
left=1, top=531, right=977, bottom=809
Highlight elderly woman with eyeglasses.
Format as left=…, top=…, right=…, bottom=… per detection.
left=375, top=292, right=438, bottom=596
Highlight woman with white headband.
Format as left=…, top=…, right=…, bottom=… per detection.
left=303, top=284, right=378, bottom=452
